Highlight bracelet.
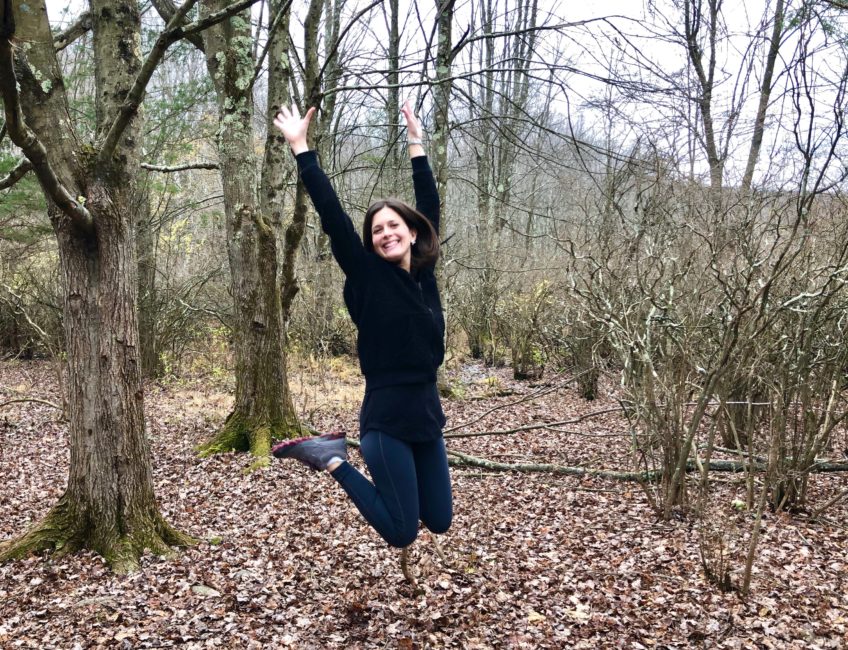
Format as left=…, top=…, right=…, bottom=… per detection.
left=407, top=138, right=423, bottom=145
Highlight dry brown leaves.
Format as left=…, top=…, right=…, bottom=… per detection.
left=1, top=360, right=846, bottom=649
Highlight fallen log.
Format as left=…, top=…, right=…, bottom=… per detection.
left=445, top=450, right=848, bottom=481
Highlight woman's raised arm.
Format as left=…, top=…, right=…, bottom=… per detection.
left=273, top=105, right=366, bottom=277
left=401, top=101, right=440, bottom=234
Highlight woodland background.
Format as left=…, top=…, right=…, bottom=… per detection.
left=2, top=0, right=848, bottom=647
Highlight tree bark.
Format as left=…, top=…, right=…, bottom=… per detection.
left=432, top=0, right=455, bottom=215
left=740, top=0, right=785, bottom=191
left=137, top=183, right=161, bottom=377
left=196, top=0, right=302, bottom=459
left=0, top=0, right=193, bottom=571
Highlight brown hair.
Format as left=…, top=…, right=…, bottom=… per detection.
left=362, top=198, right=440, bottom=272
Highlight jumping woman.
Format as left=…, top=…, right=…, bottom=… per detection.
left=270, top=101, right=452, bottom=549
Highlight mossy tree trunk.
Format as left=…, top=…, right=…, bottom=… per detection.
left=0, top=0, right=194, bottom=571
left=195, top=0, right=302, bottom=459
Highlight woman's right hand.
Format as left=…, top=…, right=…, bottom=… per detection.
left=273, top=105, right=316, bottom=155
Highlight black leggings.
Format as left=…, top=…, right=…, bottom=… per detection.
left=330, top=430, right=453, bottom=548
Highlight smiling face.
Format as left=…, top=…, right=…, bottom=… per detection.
left=370, top=206, right=417, bottom=271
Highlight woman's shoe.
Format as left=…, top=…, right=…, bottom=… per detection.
left=271, top=431, right=347, bottom=470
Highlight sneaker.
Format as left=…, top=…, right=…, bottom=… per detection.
left=271, top=431, right=347, bottom=470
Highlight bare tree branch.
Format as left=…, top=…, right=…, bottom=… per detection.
left=317, top=0, right=383, bottom=84
left=452, top=16, right=632, bottom=53
left=98, top=0, right=261, bottom=165
left=444, top=408, right=628, bottom=439
left=243, top=0, right=295, bottom=100
left=53, top=11, right=91, bottom=51
left=180, top=0, right=261, bottom=37
left=97, top=0, right=200, bottom=164
left=0, top=35, right=92, bottom=230
left=149, top=0, right=204, bottom=51
left=0, top=157, right=32, bottom=189
left=141, top=161, right=219, bottom=172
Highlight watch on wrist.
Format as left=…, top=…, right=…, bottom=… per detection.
left=407, top=137, right=423, bottom=145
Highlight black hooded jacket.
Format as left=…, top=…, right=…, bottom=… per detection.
left=296, top=151, right=446, bottom=440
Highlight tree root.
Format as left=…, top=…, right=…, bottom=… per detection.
left=0, top=499, right=197, bottom=573
left=197, top=411, right=311, bottom=458
left=0, top=499, right=80, bottom=562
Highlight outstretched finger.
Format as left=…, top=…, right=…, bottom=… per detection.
left=400, top=100, right=413, bottom=121
left=303, top=106, right=317, bottom=127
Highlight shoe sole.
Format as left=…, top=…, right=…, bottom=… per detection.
left=271, top=431, right=345, bottom=458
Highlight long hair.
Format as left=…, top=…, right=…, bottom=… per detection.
left=362, top=198, right=440, bottom=271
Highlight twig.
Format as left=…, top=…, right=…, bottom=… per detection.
left=0, top=398, right=62, bottom=411
left=176, top=299, right=232, bottom=331
left=141, top=161, right=219, bottom=172
left=428, top=532, right=453, bottom=568
left=444, top=406, right=626, bottom=439
left=443, top=371, right=583, bottom=433
left=400, top=547, right=416, bottom=585
left=811, top=488, right=848, bottom=520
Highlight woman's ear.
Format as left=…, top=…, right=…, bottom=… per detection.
left=410, top=227, right=418, bottom=244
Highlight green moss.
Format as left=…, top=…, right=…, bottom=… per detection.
left=0, top=500, right=79, bottom=561
left=0, top=504, right=194, bottom=574
left=198, top=408, right=306, bottom=460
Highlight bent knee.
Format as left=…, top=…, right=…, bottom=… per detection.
left=423, top=513, right=452, bottom=535
left=385, top=528, right=419, bottom=548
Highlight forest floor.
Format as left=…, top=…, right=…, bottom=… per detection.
left=1, top=358, right=847, bottom=649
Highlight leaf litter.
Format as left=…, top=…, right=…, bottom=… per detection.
left=0, top=360, right=847, bottom=648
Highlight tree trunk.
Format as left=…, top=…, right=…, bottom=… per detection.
left=196, top=1, right=302, bottom=459
left=432, top=0, right=455, bottom=215
left=385, top=0, right=402, bottom=189
left=0, top=187, right=193, bottom=572
left=0, top=0, right=192, bottom=571
left=137, top=187, right=161, bottom=377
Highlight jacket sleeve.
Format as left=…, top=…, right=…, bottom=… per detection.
left=411, top=155, right=440, bottom=236
left=296, top=150, right=367, bottom=277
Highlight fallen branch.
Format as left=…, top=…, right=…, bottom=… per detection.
left=699, top=444, right=846, bottom=469
left=0, top=398, right=62, bottom=411
left=445, top=450, right=848, bottom=481
left=811, top=487, right=848, bottom=520
left=446, top=449, right=659, bottom=481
